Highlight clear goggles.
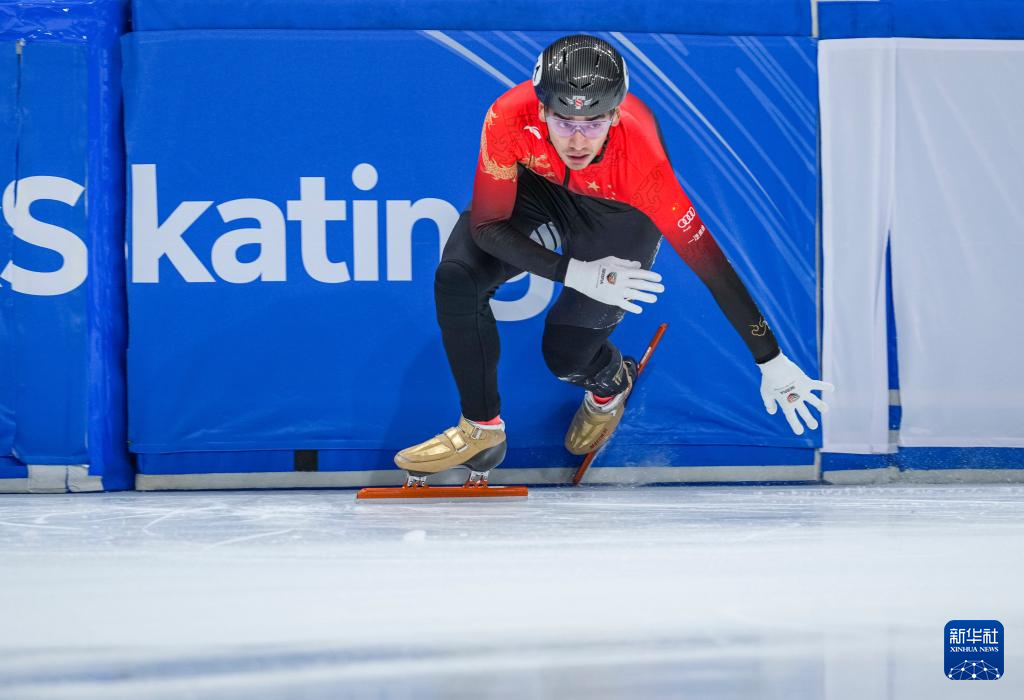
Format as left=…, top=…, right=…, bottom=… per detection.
left=545, top=114, right=613, bottom=139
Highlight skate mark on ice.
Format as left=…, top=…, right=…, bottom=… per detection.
left=141, top=505, right=221, bottom=535
left=0, top=519, right=81, bottom=532
left=204, top=528, right=296, bottom=550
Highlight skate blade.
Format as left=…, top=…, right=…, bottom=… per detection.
left=356, top=485, right=528, bottom=501
left=573, top=322, right=669, bottom=486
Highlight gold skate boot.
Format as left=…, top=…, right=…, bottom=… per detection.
left=394, top=417, right=507, bottom=486
left=564, top=358, right=637, bottom=455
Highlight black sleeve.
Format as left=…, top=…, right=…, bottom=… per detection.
left=471, top=220, right=571, bottom=283
left=680, top=231, right=781, bottom=364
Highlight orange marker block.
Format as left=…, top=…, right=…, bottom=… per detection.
left=356, top=483, right=528, bottom=501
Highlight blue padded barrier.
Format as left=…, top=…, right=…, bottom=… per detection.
left=0, top=41, right=15, bottom=458
left=13, top=41, right=90, bottom=464
left=6, top=0, right=1015, bottom=487
left=819, top=0, right=1024, bottom=40
left=0, top=1, right=131, bottom=490
left=123, top=29, right=819, bottom=482
left=138, top=445, right=816, bottom=476
left=0, top=455, right=27, bottom=479
left=131, top=0, right=813, bottom=36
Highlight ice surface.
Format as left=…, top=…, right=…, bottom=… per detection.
left=1, top=484, right=1022, bottom=699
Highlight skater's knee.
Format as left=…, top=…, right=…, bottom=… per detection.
left=434, top=260, right=480, bottom=297
left=436, top=259, right=496, bottom=319
left=542, top=325, right=590, bottom=382
left=543, top=324, right=625, bottom=391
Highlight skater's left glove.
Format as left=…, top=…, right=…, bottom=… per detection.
left=758, top=353, right=833, bottom=435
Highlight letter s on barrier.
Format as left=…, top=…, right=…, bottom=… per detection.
left=0, top=176, right=87, bottom=296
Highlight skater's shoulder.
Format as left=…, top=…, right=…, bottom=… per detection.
left=618, top=93, right=658, bottom=129
left=486, top=81, right=542, bottom=122
left=480, top=82, right=547, bottom=163
left=617, top=94, right=670, bottom=161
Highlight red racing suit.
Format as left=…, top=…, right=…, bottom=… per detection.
left=468, top=81, right=779, bottom=363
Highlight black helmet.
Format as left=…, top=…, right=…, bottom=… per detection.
left=533, top=35, right=629, bottom=118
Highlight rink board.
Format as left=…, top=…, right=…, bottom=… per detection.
left=0, top=1, right=133, bottom=491
left=129, top=0, right=812, bottom=35
left=123, top=29, right=820, bottom=484
left=819, top=0, right=1024, bottom=40
left=135, top=464, right=821, bottom=490
left=4, top=0, right=1024, bottom=492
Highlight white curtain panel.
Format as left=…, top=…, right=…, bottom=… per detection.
left=819, top=39, right=895, bottom=454
left=821, top=38, right=1024, bottom=450
left=891, top=39, right=1024, bottom=447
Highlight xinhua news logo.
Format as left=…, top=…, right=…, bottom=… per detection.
left=945, top=620, right=1003, bottom=680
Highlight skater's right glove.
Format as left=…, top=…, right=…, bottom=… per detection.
left=564, top=256, right=664, bottom=314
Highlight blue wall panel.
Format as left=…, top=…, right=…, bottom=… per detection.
left=138, top=445, right=815, bottom=475
left=124, top=29, right=819, bottom=472
left=0, top=455, right=27, bottom=479
left=0, top=1, right=131, bottom=490
left=820, top=0, right=1024, bottom=40
left=131, top=0, right=812, bottom=36
left=84, top=2, right=132, bottom=489
left=11, top=42, right=90, bottom=463
left=0, top=42, right=16, bottom=458
left=0, top=0, right=1016, bottom=487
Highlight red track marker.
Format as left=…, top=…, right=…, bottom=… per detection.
left=571, top=322, right=668, bottom=486
left=356, top=483, right=528, bottom=500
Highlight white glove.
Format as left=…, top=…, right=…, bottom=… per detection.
left=758, top=352, right=834, bottom=435
left=563, top=256, right=664, bottom=314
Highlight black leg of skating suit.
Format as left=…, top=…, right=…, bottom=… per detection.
left=541, top=324, right=628, bottom=396
left=434, top=213, right=519, bottom=422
